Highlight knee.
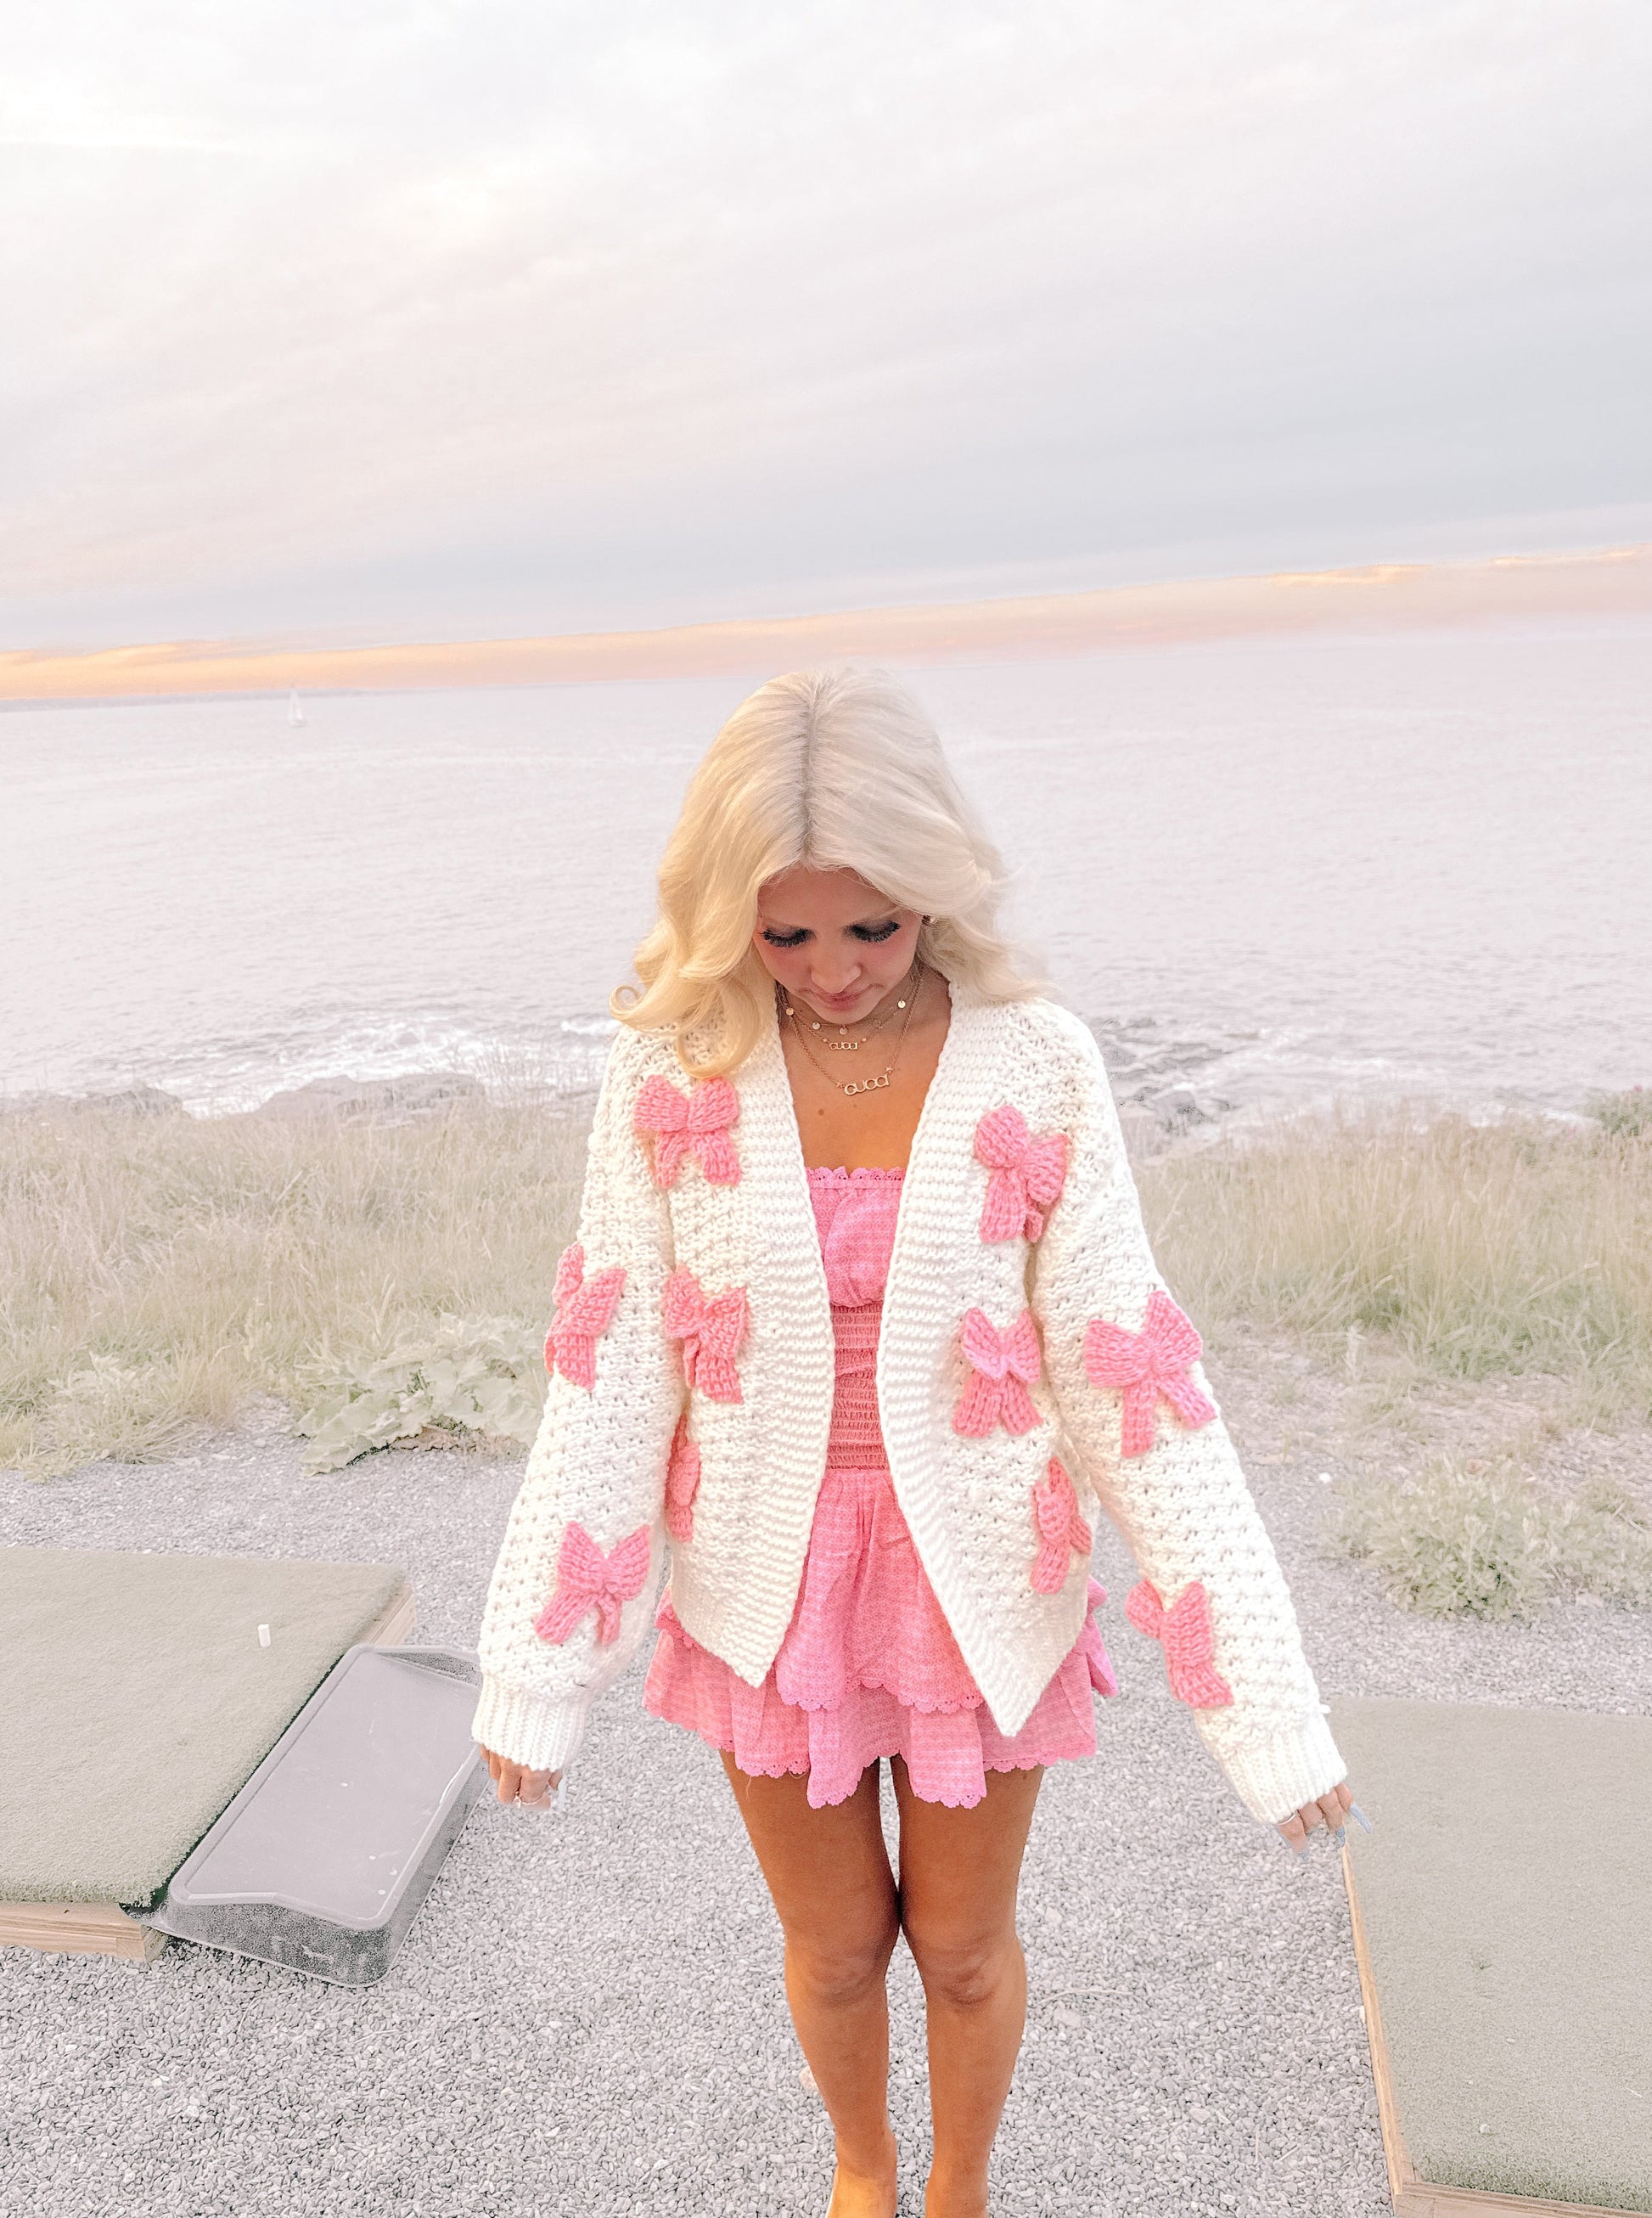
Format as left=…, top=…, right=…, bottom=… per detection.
left=902, top=1919, right=1019, bottom=2012
left=786, top=1919, right=898, bottom=2009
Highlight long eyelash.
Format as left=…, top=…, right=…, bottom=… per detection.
left=761, top=920, right=899, bottom=949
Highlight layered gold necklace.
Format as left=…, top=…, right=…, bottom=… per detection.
left=779, top=961, right=923, bottom=1099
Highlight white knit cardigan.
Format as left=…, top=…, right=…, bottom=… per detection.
left=472, top=984, right=1346, bottom=1825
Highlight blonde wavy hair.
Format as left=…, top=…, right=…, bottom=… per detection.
left=613, top=667, right=1043, bottom=1078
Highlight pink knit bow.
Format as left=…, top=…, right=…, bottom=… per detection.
left=544, top=1243, right=627, bottom=1388
left=664, top=1417, right=701, bottom=1541
left=1031, top=1457, right=1093, bottom=1593
left=1079, top=1576, right=1120, bottom=1699
left=633, top=1075, right=741, bottom=1189
left=664, top=1267, right=749, bottom=1404
left=534, top=1520, right=650, bottom=1647
left=1082, top=1289, right=1217, bottom=1458
left=974, top=1105, right=1069, bottom=1243
left=1124, top=1577, right=1233, bottom=1708
left=952, top=1308, right=1042, bottom=1437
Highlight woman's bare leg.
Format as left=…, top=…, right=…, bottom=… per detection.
left=891, top=1758, right=1043, bottom=2218
left=722, top=1753, right=902, bottom=2218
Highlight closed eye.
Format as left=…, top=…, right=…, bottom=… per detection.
left=761, top=917, right=901, bottom=948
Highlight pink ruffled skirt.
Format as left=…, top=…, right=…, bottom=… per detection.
left=644, top=1462, right=1117, bottom=1810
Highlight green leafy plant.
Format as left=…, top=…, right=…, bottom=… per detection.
left=296, top=1314, right=544, bottom=1474
left=1329, top=1458, right=1652, bottom=1619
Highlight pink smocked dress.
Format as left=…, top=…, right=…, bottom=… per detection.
left=643, top=1165, right=1118, bottom=1809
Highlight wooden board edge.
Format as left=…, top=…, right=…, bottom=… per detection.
left=0, top=1899, right=167, bottom=1962
left=1398, top=2182, right=1652, bottom=2217
left=1344, top=1843, right=1419, bottom=2205
left=1344, top=1850, right=1647, bottom=2218
left=362, top=1579, right=417, bottom=1647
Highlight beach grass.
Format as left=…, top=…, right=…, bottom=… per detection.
left=3, top=1098, right=1649, bottom=1482
left=1141, top=1107, right=1652, bottom=1426
left=0, top=1104, right=586, bottom=1478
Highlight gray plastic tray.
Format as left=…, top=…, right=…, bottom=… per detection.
left=145, top=1643, right=487, bottom=1984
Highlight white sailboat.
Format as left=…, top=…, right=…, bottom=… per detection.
left=288, top=688, right=306, bottom=727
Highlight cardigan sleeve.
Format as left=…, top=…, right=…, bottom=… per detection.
left=470, top=1026, right=684, bottom=1775
left=1029, top=1009, right=1346, bottom=1826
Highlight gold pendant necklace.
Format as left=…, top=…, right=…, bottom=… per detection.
left=781, top=967, right=923, bottom=1099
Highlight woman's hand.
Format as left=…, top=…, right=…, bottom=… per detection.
left=1276, top=1779, right=1352, bottom=1854
left=481, top=1744, right=561, bottom=1808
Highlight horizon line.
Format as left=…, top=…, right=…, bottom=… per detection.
left=3, top=542, right=1649, bottom=703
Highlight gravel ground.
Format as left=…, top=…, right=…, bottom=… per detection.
left=3, top=1369, right=1649, bottom=2218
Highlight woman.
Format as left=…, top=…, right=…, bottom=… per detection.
left=474, top=667, right=1352, bottom=2218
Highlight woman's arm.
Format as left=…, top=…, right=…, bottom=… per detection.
left=471, top=1026, right=684, bottom=1781
left=1029, top=1009, right=1346, bottom=1828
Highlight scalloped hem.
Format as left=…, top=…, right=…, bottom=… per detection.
left=644, top=1717, right=1056, bottom=1810
left=645, top=1461, right=1116, bottom=1810
left=644, top=1579, right=1115, bottom=1811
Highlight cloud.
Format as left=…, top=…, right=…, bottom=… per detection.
left=3, top=1, right=1650, bottom=648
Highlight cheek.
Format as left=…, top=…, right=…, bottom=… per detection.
left=751, top=934, right=801, bottom=981
left=867, top=927, right=915, bottom=970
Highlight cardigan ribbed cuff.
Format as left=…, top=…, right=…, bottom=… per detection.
left=471, top=1676, right=592, bottom=1776
left=1220, top=1709, right=1348, bottom=1826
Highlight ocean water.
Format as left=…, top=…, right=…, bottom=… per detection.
left=4, top=628, right=1649, bottom=1122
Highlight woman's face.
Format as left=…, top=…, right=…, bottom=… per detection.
left=752, top=865, right=924, bottom=1024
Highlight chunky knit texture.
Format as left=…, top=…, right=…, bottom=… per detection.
left=471, top=984, right=1346, bottom=1821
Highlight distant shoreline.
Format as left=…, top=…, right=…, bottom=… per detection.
left=4, top=543, right=1649, bottom=703
left=1, top=1056, right=1627, bottom=1148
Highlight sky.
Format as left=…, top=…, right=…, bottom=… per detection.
left=4, top=1, right=1650, bottom=653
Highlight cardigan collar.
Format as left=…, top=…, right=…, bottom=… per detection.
left=711, top=977, right=992, bottom=1416
left=739, top=968, right=986, bottom=1190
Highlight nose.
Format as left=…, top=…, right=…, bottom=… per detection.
left=809, top=958, right=863, bottom=995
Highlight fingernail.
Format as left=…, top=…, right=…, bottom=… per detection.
left=1295, top=1848, right=1309, bottom=1864
left=1350, top=1802, right=1374, bottom=1833
left=1335, top=1826, right=1347, bottom=1845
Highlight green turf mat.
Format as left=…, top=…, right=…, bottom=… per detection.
left=1332, top=1696, right=1652, bottom=2214
left=0, top=1548, right=408, bottom=1906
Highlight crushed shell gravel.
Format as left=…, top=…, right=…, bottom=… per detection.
left=3, top=1403, right=1646, bottom=2218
